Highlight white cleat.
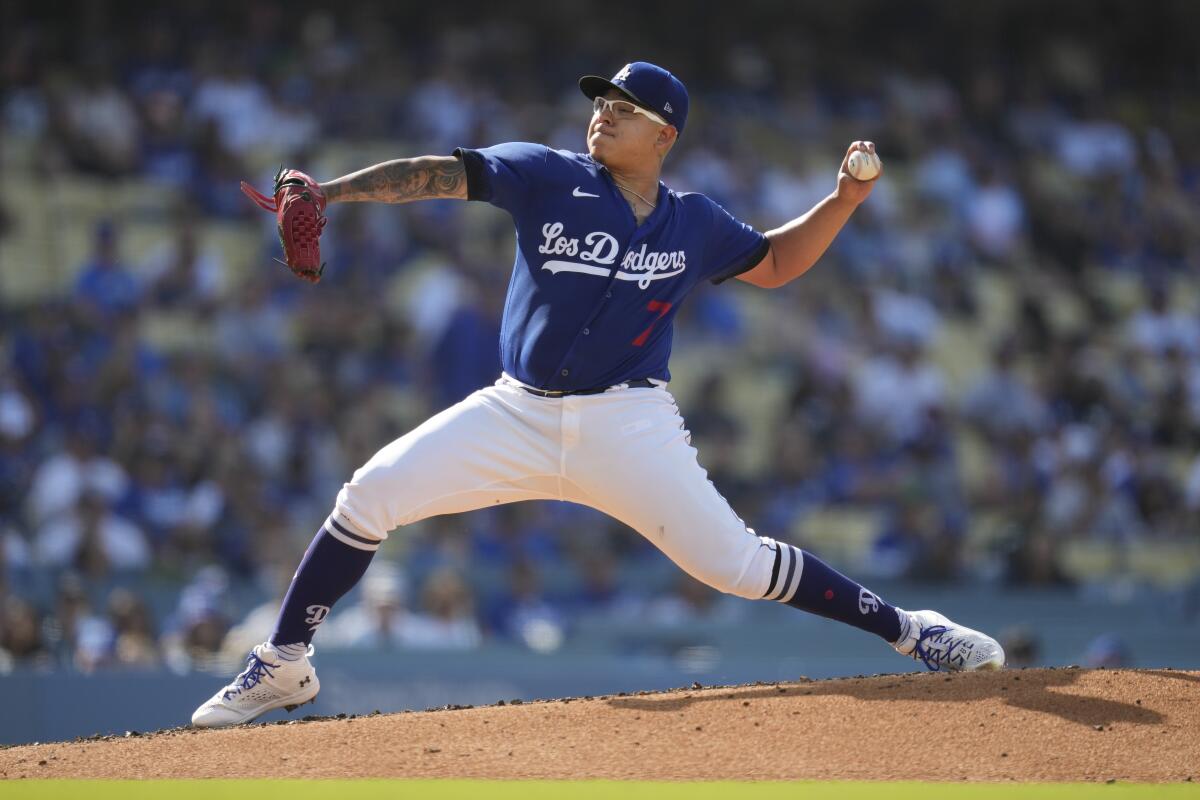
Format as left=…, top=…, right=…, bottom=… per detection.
left=893, top=610, right=1005, bottom=672
left=191, top=642, right=320, bottom=728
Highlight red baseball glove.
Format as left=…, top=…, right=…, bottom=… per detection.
left=240, top=166, right=329, bottom=283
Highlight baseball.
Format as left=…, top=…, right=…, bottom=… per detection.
left=847, top=149, right=882, bottom=181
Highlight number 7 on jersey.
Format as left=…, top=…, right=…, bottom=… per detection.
left=632, top=300, right=673, bottom=347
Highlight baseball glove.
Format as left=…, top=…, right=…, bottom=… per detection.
left=240, top=166, right=328, bottom=283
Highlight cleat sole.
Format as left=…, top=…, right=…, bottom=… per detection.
left=285, top=693, right=319, bottom=713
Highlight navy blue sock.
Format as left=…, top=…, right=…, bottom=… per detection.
left=270, top=527, right=377, bottom=646
left=778, top=546, right=902, bottom=643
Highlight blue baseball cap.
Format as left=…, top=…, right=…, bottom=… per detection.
left=579, top=62, right=689, bottom=135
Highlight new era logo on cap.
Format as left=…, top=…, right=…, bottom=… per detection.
left=579, top=61, right=690, bottom=134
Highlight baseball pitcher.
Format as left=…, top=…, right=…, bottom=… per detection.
left=193, top=62, right=1003, bottom=728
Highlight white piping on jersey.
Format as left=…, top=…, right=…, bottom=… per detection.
left=542, top=260, right=611, bottom=278
left=541, top=259, right=686, bottom=289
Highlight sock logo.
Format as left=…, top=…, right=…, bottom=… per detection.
left=305, top=605, right=331, bottom=631
left=858, top=589, right=880, bottom=615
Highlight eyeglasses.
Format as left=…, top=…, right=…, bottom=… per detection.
left=592, top=96, right=668, bottom=126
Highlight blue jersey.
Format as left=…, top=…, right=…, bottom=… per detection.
left=454, top=142, right=769, bottom=391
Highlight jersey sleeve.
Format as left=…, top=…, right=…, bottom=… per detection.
left=704, top=198, right=771, bottom=285
left=451, top=142, right=550, bottom=213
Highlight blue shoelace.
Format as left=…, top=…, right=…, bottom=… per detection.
left=223, top=652, right=280, bottom=700
left=913, top=624, right=971, bottom=671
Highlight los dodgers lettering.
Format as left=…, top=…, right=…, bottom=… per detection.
left=538, top=220, right=686, bottom=289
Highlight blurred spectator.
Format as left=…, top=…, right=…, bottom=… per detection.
left=0, top=596, right=52, bottom=670
left=1082, top=633, right=1133, bottom=668
left=869, top=288, right=942, bottom=347
left=1006, top=528, right=1072, bottom=587
left=33, top=491, right=150, bottom=576
left=1055, top=109, right=1137, bottom=180
left=189, top=53, right=277, bottom=157
left=564, top=548, right=644, bottom=619
left=428, top=276, right=504, bottom=408
left=72, top=609, right=118, bottom=672
left=758, top=418, right=828, bottom=532
left=401, top=569, right=482, bottom=650
left=407, top=65, right=475, bottom=153
left=961, top=339, right=1048, bottom=436
left=139, top=212, right=226, bottom=309
left=106, top=587, right=161, bottom=667
left=486, top=559, right=567, bottom=651
left=123, top=448, right=227, bottom=569
left=41, top=573, right=96, bottom=666
left=642, top=572, right=745, bottom=626
left=162, top=566, right=235, bottom=669
left=852, top=336, right=946, bottom=444
left=321, top=560, right=414, bottom=649
left=57, top=65, right=141, bottom=177
left=72, top=221, right=142, bottom=320
left=216, top=555, right=305, bottom=662
left=964, top=165, right=1026, bottom=262
left=1126, top=283, right=1200, bottom=357
left=687, top=372, right=742, bottom=445
left=213, top=274, right=293, bottom=366
left=870, top=489, right=961, bottom=582
left=1, top=515, right=32, bottom=591
left=0, top=381, right=37, bottom=523
left=1185, top=455, right=1200, bottom=512
left=997, top=625, right=1041, bottom=668
left=0, top=369, right=35, bottom=443
left=140, top=88, right=199, bottom=187
left=470, top=504, right=564, bottom=567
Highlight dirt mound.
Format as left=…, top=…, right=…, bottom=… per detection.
left=2, top=668, right=1196, bottom=782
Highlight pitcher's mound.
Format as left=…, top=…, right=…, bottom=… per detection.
left=2, top=667, right=1196, bottom=782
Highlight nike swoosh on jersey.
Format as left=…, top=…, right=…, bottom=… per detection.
left=572, top=187, right=601, bottom=198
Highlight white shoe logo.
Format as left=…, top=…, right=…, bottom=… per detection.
left=573, top=187, right=600, bottom=198
left=858, top=589, right=880, bottom=615
left=305, top=604, right=331, bottom=631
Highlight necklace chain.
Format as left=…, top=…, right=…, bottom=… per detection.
left=612, top=179, right=657, bottom=209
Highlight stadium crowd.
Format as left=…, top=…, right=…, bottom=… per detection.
left=1, top=1, right=1199, bottom=671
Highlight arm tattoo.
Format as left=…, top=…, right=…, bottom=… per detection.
left=320, top=156, right=467, bottom=204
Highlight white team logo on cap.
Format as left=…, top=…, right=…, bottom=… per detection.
left=614, top=64, right=632, bottom=82
left=663, top=102, right=673, bottom=113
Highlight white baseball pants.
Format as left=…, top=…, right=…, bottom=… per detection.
left=327, top=375, right=803, bottom=602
